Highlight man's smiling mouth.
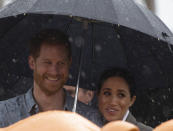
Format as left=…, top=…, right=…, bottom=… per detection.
left=46, top=76, right=59, bottom=81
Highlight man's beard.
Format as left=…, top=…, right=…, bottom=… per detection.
left=33, top=71, right=65, bottom=96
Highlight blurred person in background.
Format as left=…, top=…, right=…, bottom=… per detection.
left=63, top=85, right=95, bottom=106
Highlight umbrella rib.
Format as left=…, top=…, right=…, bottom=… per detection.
left=130, top=2, right=156, bottom=36
left=93, top=0, right=98, bottom=20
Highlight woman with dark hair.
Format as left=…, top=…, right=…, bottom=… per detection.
left=97, top=68, right=152, bottom=131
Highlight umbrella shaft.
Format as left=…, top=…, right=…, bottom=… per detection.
left=72, top=36, right=85, bottom=112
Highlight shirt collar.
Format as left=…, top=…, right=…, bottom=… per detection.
left=24, top=87, right=38, bottom=114
left=123, top=109, right=129, bottom=121
left=24, top=87, right=74, bottom=113
left=63, top=89, right=74, bottom=111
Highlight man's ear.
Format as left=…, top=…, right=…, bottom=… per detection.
left=28, top=56, right=35, bottom=70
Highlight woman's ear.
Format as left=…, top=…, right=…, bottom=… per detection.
left=130, top=96, right=136, bottom=107
left=28, top=56, right=35, bottom=70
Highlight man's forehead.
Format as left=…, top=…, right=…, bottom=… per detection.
left=40, top=43, right=67, bottom=48
left=39, top=44, right=67, bottom=54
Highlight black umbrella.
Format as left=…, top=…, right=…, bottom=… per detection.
left=0, top=0, right=173, bottom=42
left=0, top=0, right=173, bottom=126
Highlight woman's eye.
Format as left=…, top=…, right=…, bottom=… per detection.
left=103, top=91, right=111, bottom=96
left=118, top=93, right=125, bottom=98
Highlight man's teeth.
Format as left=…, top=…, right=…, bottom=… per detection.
left=47, top=77, right=58, bottom=81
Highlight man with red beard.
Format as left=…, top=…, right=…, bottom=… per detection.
left=0, top=29, right=103, bottom=127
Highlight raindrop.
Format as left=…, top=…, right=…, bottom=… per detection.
left=151, top=99, right=155, bottom=103
left=117, top=34, right=120, bottom=39
left=168, top=88, right=171, bottom=92
left=69, top=74, right=73, bottom=79
left=91, top=83, right=95, bottom=87
left=69, top=37, right=73, bottom=43
left=12, top=58, right=17, bottom=63
left=81, top=71, right=86, bottom=78
left=163, top=95, right=166, bottom=100
left=74, top=36, right=84, bottom=47
left=95, top=45, right=102, bottom=52
left=144, top=121, right=147, bottom=124
left=152, top=116, right=156, bottom=120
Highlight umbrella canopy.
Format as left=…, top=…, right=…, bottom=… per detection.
left=0, top=0, right=173, bottom=43
left=0, top=14, right=173, bottom=93
left=0, top=0, right=173, bottom=127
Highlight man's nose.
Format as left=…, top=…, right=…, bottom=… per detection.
left=49, top=65, right=60, bottom=75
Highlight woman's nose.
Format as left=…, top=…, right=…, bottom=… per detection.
left=109, top=96, right=119, bottom=105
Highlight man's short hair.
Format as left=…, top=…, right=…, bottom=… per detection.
left=29, top=29, right=71, bottom=59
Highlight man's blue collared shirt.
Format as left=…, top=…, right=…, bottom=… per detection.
left=0, top=88, right=103, bottom=127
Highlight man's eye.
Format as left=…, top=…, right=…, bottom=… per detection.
left=58, top=62, right=65, bottom=65
left=103, top=91, right=111, bottom=96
